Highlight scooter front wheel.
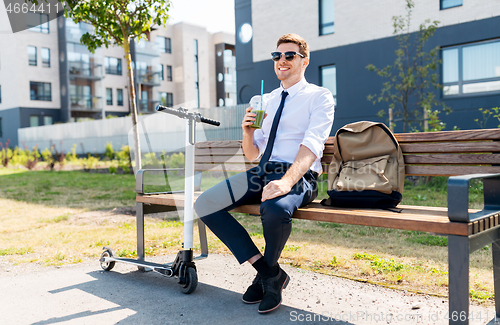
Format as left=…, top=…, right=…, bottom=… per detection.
left=100, top=249, right=115, bottom=271
left=179, top=267, right=198, bottom=294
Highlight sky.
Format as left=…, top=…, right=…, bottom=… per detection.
left=167, top=0, right=236, bottom=34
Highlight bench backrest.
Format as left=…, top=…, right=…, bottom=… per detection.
left=195, top=128, right=500, bottom=177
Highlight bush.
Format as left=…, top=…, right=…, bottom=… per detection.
left=66, top=144, right=79, bottom=163
left=116, top=145, right=132, bottom=174
left=0, top=140, right=13, bottom=167
left=105, top=142, right=115, bottom=160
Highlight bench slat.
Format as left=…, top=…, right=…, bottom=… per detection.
left=195, top=141, right=242, bottom=148
left=395, top=129, right=500, bottom=143
left=194, top=164, right=257, bottom=172
left=405, top=165, right=500, bottom=176
left=400, top=142, right=500, bottom=154
left=403, top=154, right=500, bottom=165
left=196, top=148, right=245, bottom=156
left=136, top=194, right=472, bottom=236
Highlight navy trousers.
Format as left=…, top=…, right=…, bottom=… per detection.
left=194, top=162, right=318, bottom=267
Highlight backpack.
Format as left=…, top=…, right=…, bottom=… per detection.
left=321, top=121, right=405, bottom=209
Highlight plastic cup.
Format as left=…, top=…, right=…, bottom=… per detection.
left=249, top=96, right=267, bottom=129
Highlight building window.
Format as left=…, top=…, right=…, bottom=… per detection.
left=117, top=88, right=124, bottom=106
left=30, top=82, right=51, bottom=101
left=320, top=65, right=337, bottom=102
left=167, top=65, right=173, bottom=81
left=30, top=115, right=39, bottom=127
left=28, top=46, right=37, bottom=66
left=319, top=0, right=334, bottom=35
left=158, top=64, right=164, bottom=81
left=43, top=116, right=53, bottom=125
left=442, top=39, right=500, bottom=97
left=440, top=0, right=462, bottom=10
left=27, top=12, right=49, bottom=34
left=166, top=37, right=172, bottom=53
left=41, top=48, right=50, bottom=68
left=159, top=92, right=173, bottom=107
left=194, top=39, right=199, bottom=108
left=157, top=36, right=172, bottom=53
left=106, top=88, right=113, bottom=105
left=105, top=57, right=122, bottom=75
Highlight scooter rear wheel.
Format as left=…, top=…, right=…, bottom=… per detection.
left=179, top=267, right=198, bottom=294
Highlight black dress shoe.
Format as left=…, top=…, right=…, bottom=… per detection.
left=242, top=273, right=263, bottom=304
left=258, top=266, right=290, bottom=313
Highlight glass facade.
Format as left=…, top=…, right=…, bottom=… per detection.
left=105, top=57, right=122, bottom=75
left=27, top=12, right=49, bottom=34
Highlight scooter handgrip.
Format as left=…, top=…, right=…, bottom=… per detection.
left=200, top=116, right=221, bottom=126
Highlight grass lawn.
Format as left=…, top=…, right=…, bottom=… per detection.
left=0, top=168, right=493, bottom=303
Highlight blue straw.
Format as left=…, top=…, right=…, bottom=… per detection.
left=260, top=80, right=264, bottom=110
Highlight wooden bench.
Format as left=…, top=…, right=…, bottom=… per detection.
left=136, top=128, right=500, bottom=325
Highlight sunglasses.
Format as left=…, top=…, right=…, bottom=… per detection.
left=271, top=51, right=305, bottom=62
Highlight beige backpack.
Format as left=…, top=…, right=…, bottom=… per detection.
left=321, top=121, right=405, bottom=208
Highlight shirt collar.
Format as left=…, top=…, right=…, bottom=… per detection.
left=280, top=78, right=308, bottom=99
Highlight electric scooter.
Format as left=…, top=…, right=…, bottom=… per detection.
left=99, top=105, right=220, bottom=294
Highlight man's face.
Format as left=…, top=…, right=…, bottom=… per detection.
left=274, top=43, right=309, bottom=86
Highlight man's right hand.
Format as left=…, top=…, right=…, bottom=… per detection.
left=242, top=106, right=267, bottom=136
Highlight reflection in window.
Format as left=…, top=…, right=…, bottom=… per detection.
left=442, top=39, right=500, bottom=96
left=105, top=57, right=122, bottom=75
left=106, top=88, right=113, bottom=105
left=319, top=0, right=334, bottom=35
left=41, top=48, right=50, bottom=68
left=440, top=0, right=462, bottom=10
left=320, top=65, right=337, bottom=101
left=117, top=88, right=124, bottom=106
left=30, top=82, right=51, bottom=101
left=30, top=115, right=39, bottom=127
left=27, top=12, right=49, bottom=34
left=28, top=46, right=37, bottom=66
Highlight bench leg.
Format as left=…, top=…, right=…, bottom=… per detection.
left=493, top=239, right=500, bottom=321
left=136, top=202, right=145, bottom=261
left=448, top=235, right=470, bottom=325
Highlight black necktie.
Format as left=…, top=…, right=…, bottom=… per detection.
left=256, top=91, right=288, bottom=176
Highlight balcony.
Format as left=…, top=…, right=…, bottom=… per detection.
left=69, top=61, right=103, bottom=80
left=70, top=95, right=103, bottom=111
left=135, top=41, right=159, bottom=56
left=137, top=69, right=160, bottom=86
left=138, top=99, right=159, bottom=113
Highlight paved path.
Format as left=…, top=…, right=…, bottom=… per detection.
left=0, top=254, right=497, bottom=325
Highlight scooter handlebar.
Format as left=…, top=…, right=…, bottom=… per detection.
left=199, top=116, right=220, bottom=126
left=156, top=105, right=220, bottom=127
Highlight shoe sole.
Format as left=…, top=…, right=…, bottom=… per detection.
left=258, top=275, right=290, bottom=314
left=242, top=298, right=261, bottom=304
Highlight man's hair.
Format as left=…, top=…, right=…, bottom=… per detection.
left=276, top=34, right=310, bottom=58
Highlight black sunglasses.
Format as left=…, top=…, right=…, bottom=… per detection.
left=271, top=51, right=305, bottom=62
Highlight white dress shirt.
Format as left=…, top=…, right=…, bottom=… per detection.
left=253, top=78, right=335, bottom=174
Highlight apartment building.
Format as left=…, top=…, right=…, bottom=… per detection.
left=235, top=0, right=500, bottom=132
left=0, top=9, right=236, bottom=146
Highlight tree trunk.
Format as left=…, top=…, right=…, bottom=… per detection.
left=123, top=36, right=141, bottom=172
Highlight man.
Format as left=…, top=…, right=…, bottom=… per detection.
left=194, top=33, right=335, bottom=313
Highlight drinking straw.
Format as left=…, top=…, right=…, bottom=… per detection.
left=260, top=80, right=264, bottom=110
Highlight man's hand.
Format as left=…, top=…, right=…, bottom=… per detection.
left=261, top=179, right=293, bottom=202
left=242, top=106, right=267, bottom=136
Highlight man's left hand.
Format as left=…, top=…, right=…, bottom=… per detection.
left=261, top=179, right=293, bottom=202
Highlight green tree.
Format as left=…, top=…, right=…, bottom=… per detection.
left=366, top=0, right=449, bottom=132
left=62, top=0, right=171, bottom=170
